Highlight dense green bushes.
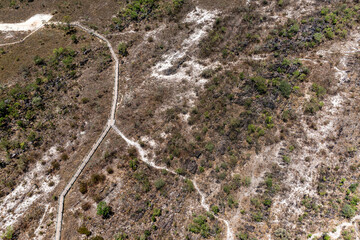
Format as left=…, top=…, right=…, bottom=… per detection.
left=97, top=201, right=111, bottom=218
left=188, top=215, right=211, bottom=238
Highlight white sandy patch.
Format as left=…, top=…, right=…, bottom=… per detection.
left=144, top=24, right=165, bottom=40
left=140, top=135, right=157, bottom=148
left=151, top=7, right=218, bottom=82
left=4, top=33, right=13, bottom=39
left=33, top=204, right=49, bottom=240
left=179, top=112, right=190, bottom=122
left=0, top=146, right=60, bottom=234
left=316, top=31, right=360, bottom=85
left=0, top=14, right=52, bottom=32
left=103, top=177, right=122, bottom=203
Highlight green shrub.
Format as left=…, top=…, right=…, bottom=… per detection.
left=279, top=80, right=291, bottom=98
left=349, top=183, right=359, bottom=193
left=97, top=201, right=111, bottom=218
left=311, top=83, right=326, bottom=97
left=237, top=232, right=248, bottom=240
left=223, top=185, right=231, bottom=194
left=176, top=168, right=185, bottom=175
left=252, top=211, right=263, bottom=222
left=129, top=158, right=138, bottom=171
left=324, top=27, right=335, bottom=39
left=252, top=76, right=267, bottom=94
left=34, top=55, right=45, bottom=65
left=211, top=205, right=220, bottom=214
left=342, top=204, right=356, bottom=218
left=185, top=179, right=195, bottom=192
left=91, top=236, right=104, bottom=240
left=247, top=124, right=256, bottom=133
left=205, top=142, right=215, bottom=152
left=314, top=33, right=324, bottom=43
left=81, top=97, right=89, bottom=104
left=188, top=215, right=211, bottom=238
left=265, top=177, right=273, bottom=189
left=151, top=208, right=161, bottom=221
left=118, top=42, right=128, bottom=57
left=304, top=97, right=323, bottom=114
left=77, top=226, right=91, bottom=236
left=263, top=199, right=272, bottom=207
left=283, top=155, right=291, bottom=163
left=242, top=176, right=251, bottom=187
left=246, top=135, right=253, bottom=144
left=79, top=182, right=88, bottom=194
left=114, top=233, right=128, bottom=240
left=2, top=226, right=14, bottom=240
left=155, top=179, right=165, bottom=190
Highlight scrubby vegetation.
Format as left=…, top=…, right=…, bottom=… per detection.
left=0, top=30, right=112, bottom=199
left=111, top=0, right=185, bottom=31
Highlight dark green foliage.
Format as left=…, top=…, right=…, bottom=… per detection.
left=349, top=183, right=359, bottom=193
left=91, top=236, right=104, bottom=240
left=266, top=5, right=357, bottom=54
left=211, top=205, right=220, bottom=214
left=184, top=179, right=195, bottom=192
left=133, top=171, right=151, bottom=192
left=34, top=55, right=45, bottom=65
left=154, top=178, right=165, bottom=190
left=311, top=83, right=326, bottom=97
left=237, top=232, right=248, bottom=240
left=129, top=158, right=138, bottom=171
left=251, top=76, right=267, bottom=94
left=79, top=181, right=88, bottom=194
left=205, top=142, right=215, bottom=152
left=188, top=215, right=211, bottom=238
left=114, top=233, right=129, bottom=240
left=77, top=226, right=91, bottom=236
left=252, top=211, right=263, bottom=222
left=91, top=173, right=106, bottom=185
left=342, top=204, right=356, bottom=218
left=112, top=0, right=184, bottom=31
left=279, top=80, right=291, bottom=98
left=263, top=199, right=272, bottom=207
left=265, top=177, right=273, bottom=189
left=97, top=201, right=111, bottom=218
left=304, top=97, right=324, bottom=114
left=118, top=42, right=128, bottom=57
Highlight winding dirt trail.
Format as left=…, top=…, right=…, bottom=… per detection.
left=112, top=125, right=235, bottom=240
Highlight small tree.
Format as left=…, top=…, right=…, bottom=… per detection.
left=154, top=179, right=165, bottom=190
left=97, top=201, right=111, bottom=218
left=77, top=225, right=91, bottom=236
left=2, top=226, right=14, bottom=240
left=118, top=42, right=128, bottom=57
left=114, top=233, right=128, bottom=240
left=342, top=204, right=355, bottom=218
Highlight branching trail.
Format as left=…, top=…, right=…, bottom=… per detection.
left=0, top=14, right=52, bottom=47
left=0, top=16, right=234, bottom=240
left=112, top=125, right=235, bottom=240
left=53, top=22, right=118, bottom=240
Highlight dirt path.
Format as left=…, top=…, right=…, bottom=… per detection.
left=0, top=15, right=235, bottom=240
left=53, top=22, right=118, bottom=240
left=112, top=124, right=235, bottom=240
